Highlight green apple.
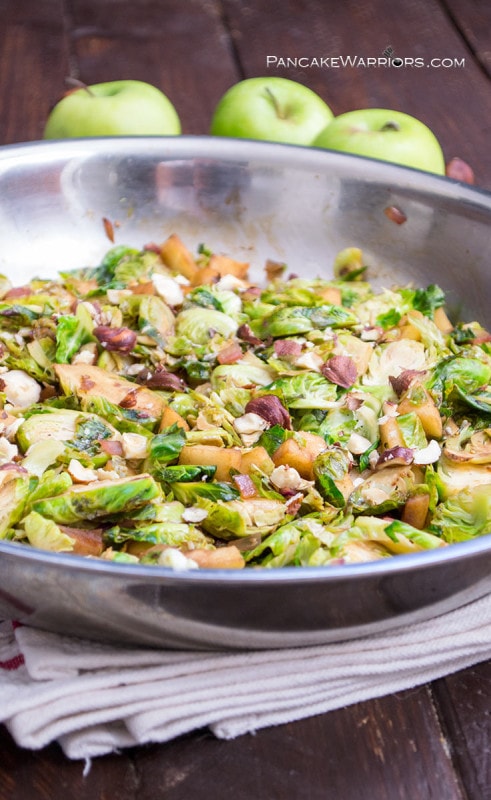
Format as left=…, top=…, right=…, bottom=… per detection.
left=44, top=80, right=181, bottom=138
left=313, top=109, right=445, bottom=174
left=210, top=77, right=333, bottom=146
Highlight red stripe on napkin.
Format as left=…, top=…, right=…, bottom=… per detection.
left=0, top=653, right=24, bottom=671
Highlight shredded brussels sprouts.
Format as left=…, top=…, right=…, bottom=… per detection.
left=1, top=233, right=490, bottom=569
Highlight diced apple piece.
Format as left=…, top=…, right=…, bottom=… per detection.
left=160, top=406, right=189, bottom=432
left=239, top=446, right=275, bottom=476
left=335, top=473, right=355, bottom=502
left=186, top=545, right=245, bottom=569
left=70, top=278, right=99, bottom=295
left=298, top=431, right=328, bottom=458
left=398, top=321, right=422, bottom=340
left=208, top=254, right=249, bottom=279
left=160, top=234, right=199, bottom=282
left=433, top=306, right=453, bottom=333
left=318, top=286, right=342, bottom=305
left=397, top=381, right=442, bottom=439
left=401, top=493, right=430, bottom=529
left=131, top=281, right=156, bottom=295
left=179, top=444, right=242, bottom=481
left=379, top=416, right=405, bottom=451
left=397, top=309, right=426, bottom=341
left=272, top=432, right=327, bottom=480
left=126, top=540, right=153, bottom=556
left=54, top=364, right=165, bottom=418
left=59, top=526, right=104, bottom=556
left=190, top=265, right=221, bottom=286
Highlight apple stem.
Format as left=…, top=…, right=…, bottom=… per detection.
left=65, top=77, right=95, bottom=97
left=264, top=87, right=285, bottom=120
left=381, top=121, right=400, bottom=132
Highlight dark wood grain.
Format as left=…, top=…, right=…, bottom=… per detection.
left=0, top=687, right=466, bottom=800
left=434, top=661, right=491, bottom=800
left=65, top=0, right=239, bottom=135
left=130, top=689, right=465, bottom=800
left=222, top=0, right=491, bottom=187
left=442, top=0, right=491, bottom=78
left=0, top=724, right=138, bottom=800
left=1, top=1, right=491, bottom=797
left=0, top=0, right=70, bottom=143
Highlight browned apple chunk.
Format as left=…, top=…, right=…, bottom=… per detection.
left=54, top=364, right=165, bottom=418
left=160, top=233, right=199, bottom=282
left=185, top=545, right=245, bottom=569
left=179, top=444, right=242, bottom=481
left=59, top=526, right=105, bottom=556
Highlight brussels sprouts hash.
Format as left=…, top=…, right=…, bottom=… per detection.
left=0, top=235, right=490, bottom=569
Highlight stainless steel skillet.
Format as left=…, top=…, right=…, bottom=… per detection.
left=0, top=136, right=490, bottom=649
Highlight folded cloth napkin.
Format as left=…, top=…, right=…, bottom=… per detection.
left=2, top=593, right=491, bottom=761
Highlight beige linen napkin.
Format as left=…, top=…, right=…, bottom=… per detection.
left=2, top=594, right=491, bottom=761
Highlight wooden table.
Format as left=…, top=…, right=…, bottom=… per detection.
left=1, top=2, right=491, bottom=797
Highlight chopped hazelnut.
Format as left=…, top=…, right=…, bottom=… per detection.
left=245, top=396, right=292, bottom=429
